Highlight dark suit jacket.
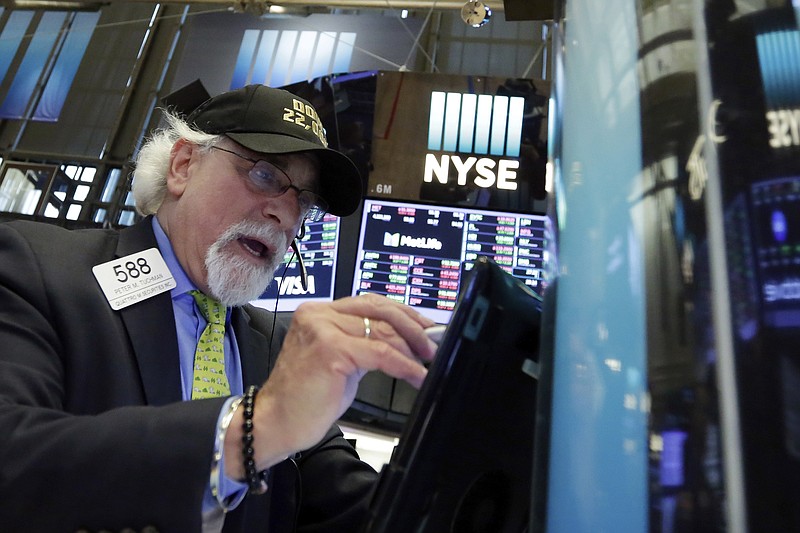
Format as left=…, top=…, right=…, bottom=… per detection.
left=0, top=218, right=377, bottom=533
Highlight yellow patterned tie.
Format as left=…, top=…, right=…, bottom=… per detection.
left=189, top=290, right=231, bottom=399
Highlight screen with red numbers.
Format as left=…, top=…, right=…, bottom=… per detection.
left=351, top=197, right=551, bottom=323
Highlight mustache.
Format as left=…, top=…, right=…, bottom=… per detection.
left=215, top=220, right=290, bottom=260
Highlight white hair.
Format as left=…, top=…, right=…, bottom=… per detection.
left=131, top=110, right=222, bottom=215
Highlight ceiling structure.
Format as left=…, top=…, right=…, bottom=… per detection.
left=3, top=0, right=507, bottom=13
left=231, top=0, right=504, bottom=9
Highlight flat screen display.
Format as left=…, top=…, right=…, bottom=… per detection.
left=250, top=214, right=341, bottom=312
left=352, top=198, right=551, bottom=323
left=367, top=71, right=549, bottom=211
left=751, top=175, right=800, bottom=329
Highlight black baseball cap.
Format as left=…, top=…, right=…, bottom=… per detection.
left=185, top=84, right=363, bottom=217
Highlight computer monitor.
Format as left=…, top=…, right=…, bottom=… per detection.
left=360, top=256, right=545, bottom=533
left=351, top=197, right=551, bottom=324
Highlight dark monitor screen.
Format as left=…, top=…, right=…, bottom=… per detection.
left=351, top=198, right=551, bottom=324
left=360, top=256, right=544, bottom=533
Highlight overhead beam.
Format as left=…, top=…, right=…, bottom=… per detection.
left=5, top=0, right=505, bottom=11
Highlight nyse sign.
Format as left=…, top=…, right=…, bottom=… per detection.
left=423, top=154, right=519, bottom=190
left=423, top=90, right=524, bottom=193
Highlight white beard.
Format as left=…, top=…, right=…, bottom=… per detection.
left=205, top=220, right=289, bottom=307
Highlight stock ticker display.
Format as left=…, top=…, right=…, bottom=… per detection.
left=352, top=198, right=550, bottom=323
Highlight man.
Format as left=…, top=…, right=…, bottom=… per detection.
left=0, top=84, right=436, bottom=532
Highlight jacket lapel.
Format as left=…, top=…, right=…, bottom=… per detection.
left=232, top=306, right=271, bottom=387
left=116, top=218, right=182, bottom=406
left=114, top=219, right=273, bottom=404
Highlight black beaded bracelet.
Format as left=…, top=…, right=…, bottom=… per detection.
left=242, top=385, right=268, bottom=495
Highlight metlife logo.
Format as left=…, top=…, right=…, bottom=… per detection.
left=383, top=232, right=444, bottom=251
left=424, top=91, right=526, bottom=191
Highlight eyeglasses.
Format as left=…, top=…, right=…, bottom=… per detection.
left=211, top=146, right=328, bottom=222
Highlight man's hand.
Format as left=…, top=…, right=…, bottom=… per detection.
left=225, top=294, right=437, bottom=478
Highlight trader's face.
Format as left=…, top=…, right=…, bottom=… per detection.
left=164, top=138, right=320, bottom=306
